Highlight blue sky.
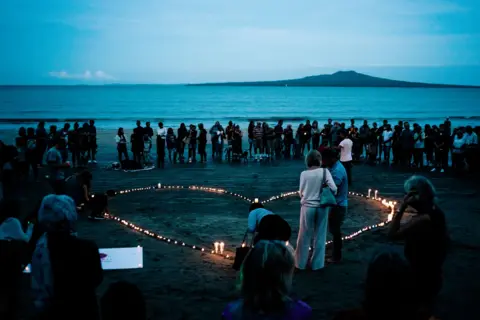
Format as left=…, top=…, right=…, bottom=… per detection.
left=1, top=0, right=479, bottom=85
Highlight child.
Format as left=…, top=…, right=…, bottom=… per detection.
left=222, top=240, right=311, bottom=320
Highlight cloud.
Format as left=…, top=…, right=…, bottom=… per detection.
left=49, top=70, right=115, bottom=81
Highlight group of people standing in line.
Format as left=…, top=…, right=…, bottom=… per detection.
left=113, top=117, right=478, bottom=174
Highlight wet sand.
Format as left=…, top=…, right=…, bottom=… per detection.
left=1, top=128, right=479, bottom=320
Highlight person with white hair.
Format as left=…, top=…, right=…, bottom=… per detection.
left=295, top=150, right=337, bottom=271
left=388, top=175, right=449, bottom=314
left=31, top=194, right=103, bottom=320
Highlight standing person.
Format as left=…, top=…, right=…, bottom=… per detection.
left=177, top=123, right=188, bottom=163
left=36, top=121, right=48, bottom=166
left=26, top=127, right=39, bottom=181
left=197, top=123, right=207, bottom=163
left=253, top=122, right=264, bottom=156
left=283, top=124, right=294, bottom=158
left=87, top=120, right=97, bottom=164
left=464, top=126, right=478, bottom=172
left=388, top=176, right=449, bottom=314
left=264, top=124, right=275, bottom=159
left=274, top=120, right=284, bottom=159
left=451, top=130, right=466, bottom=172
left=78, top=123, right=90, bottom=167
left=143, top=122, right=153, bottom=164
left=321, top=149, right=348, bottom=263
left=303, top=120, right=312, bottom=154
left=226, top=121, right=234, bottom=157
left=209, top=121, right=222, bottom=159
left=311, top=121, right=321, bottom=151
left=31, top=194, right=103, bottom=320
left=156, top=122, right=166, bottom=169
left=46, top=138, right=70, bottom=194
left=413, top=126, right=425, bottom=168
left=295, top=150, right=337, bottom=271
left=47, top=125, right=58, bottom=149
left=247, top=121, right=255, bottom=158
left=188, top=124, right=197, bottom=163
left=400, top=122, right=414, bottom=167
left=222, top=241, right=312, bottom=320
left=359, top=120, right=370, bottom=157
left=424, top=125, right=435, bottom=167
left=232, top=125, right=243, bottom=159
left=1, top=146, right=18, bottom=200
left=337, top=130, right=353, bottom=186
left=68, top=123, right=81, bottom=168
left=382, top=124, right=393, bottom=164
left=431, top=124, right=448, bottom=173
left=130, top=127, right=144, bottom=167
left=60, top=123, right=71, bottom=163
left=115, top=128, right=129, bottom=163
left=324, top=119, right=333, bottom=146
left=15, top=127, right=28, bottom=179
left=166, top=128, right=177, bottom=164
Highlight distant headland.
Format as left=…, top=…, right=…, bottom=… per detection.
left=187, top=71, right=480, bottom=88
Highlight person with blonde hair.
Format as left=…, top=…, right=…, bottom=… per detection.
left=222, top=240, right=312, bottom=319
left=388, top=175, right=449, bottom=314
left=296, top=150, right=337, bottom=270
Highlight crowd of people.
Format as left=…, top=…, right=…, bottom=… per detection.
left=0, top=116, right=463, bottom=319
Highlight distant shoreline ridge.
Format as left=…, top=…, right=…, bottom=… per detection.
left=187, top=70, right=480, bottom=88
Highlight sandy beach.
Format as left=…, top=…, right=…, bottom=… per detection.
left=2, top=128, right=480, bottom=320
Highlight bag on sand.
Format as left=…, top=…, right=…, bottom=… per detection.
left=320, top=168, right=337, bottom=208
left=232, top=232, right=251, bottom=271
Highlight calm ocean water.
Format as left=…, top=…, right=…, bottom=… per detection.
left=0, top=86, right=479, bottom=130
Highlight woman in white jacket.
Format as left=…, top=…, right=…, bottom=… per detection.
left=295, top=150, right=337, bottom=270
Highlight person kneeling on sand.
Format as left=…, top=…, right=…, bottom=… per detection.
left=222, top=240, right=312, bottom=320
left=247, top=202, right=291, bottom=244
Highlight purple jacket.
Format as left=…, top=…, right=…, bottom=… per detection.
left=222, top=299, right=312, bottom=320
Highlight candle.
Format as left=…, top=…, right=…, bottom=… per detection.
left=158, top=183, right=161, bottom=188
left=368, top=189, right=371, bottom=198
left=254, top=198, right=259, bottom=203
left=374, top=190, right=378, bottom=199
left=219, top=242, right=225, bottom=254
left=214, top=242, right=219, bottom=253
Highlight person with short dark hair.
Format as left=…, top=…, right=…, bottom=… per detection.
left=247, top=203, right=291, bottom=244
left=321, top=148, right=348, bottom=263
left=198, top=123, right=208, bottom=163
left=115, top=127, right=129, bottom=163
left=101, top=281, right=146, bottom=320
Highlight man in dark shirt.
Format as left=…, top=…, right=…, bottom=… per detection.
left=399, top=122, right=414, bottom=167
left=88, top=120, right=97, bottom=163
left=274, top=120, right=284, bottom=158
left=432, top=124, right=449, bottom=173
left=359, top=120, right=370, bottom=156
left=304, top=120, right=312, bottom=153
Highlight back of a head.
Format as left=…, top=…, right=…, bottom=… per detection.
left=240, top=240, right=294, bottom=316
left=101, top=281, right=146, bottom=320
left=364, top=251, right=420, bottom=320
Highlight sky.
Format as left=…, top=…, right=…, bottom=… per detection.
left=1, top=0, right=479, bottom=85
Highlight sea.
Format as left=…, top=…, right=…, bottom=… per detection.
left=1, top=86, right=479, bottom=131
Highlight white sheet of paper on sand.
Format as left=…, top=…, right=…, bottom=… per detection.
left=23, top=246, right=143, bottom=273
